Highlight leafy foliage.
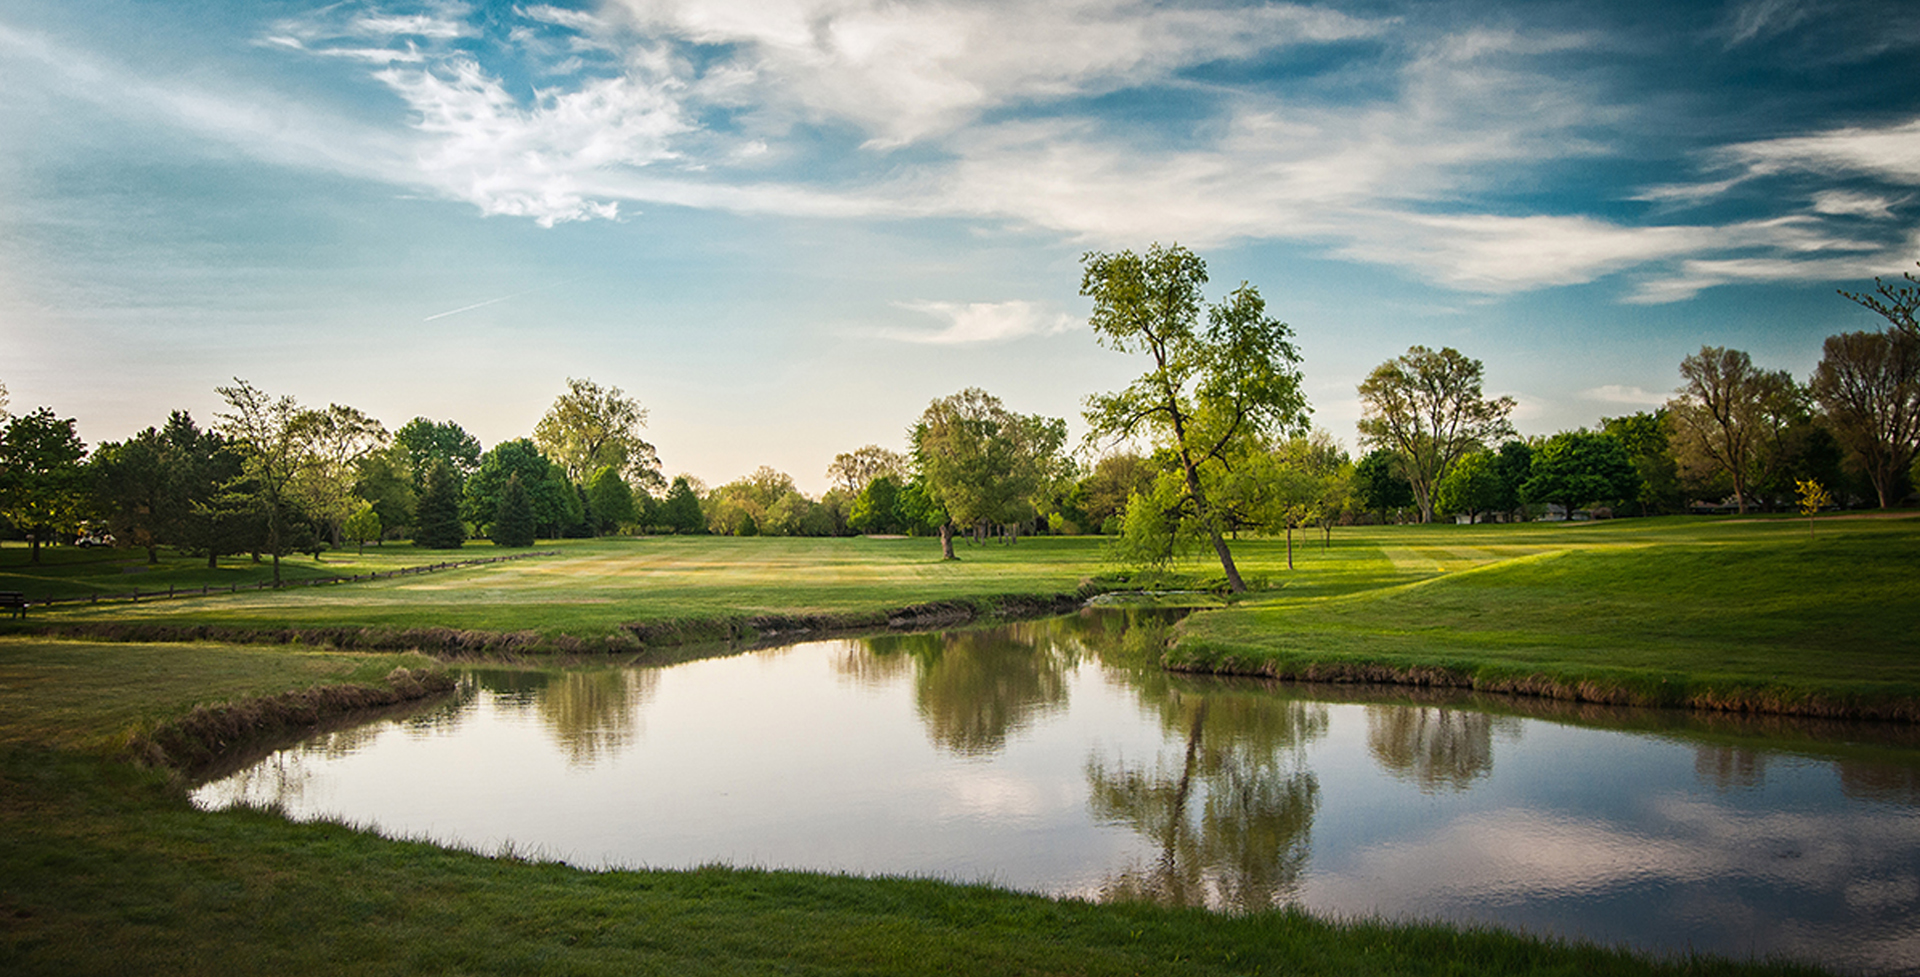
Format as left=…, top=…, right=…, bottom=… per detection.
left=412, top=459, right=466, bottom=549
left=1080, top=244, right=1308, bottom=590
left=1356, top=346, right=1514, bottom=524
left=533, top=377, right=662, bottom=490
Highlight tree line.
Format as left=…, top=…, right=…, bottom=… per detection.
left=2, top=255, right=1913, bottom=583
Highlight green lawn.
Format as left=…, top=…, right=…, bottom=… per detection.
left=0, top=637, right=1832, bottom=976
left=1171, top=515, right=1920, bottom=717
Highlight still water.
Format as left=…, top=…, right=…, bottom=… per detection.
left=195, top=609, right=1920, bottom=973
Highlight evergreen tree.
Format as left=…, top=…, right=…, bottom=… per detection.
left=492, top=472, right=537, bottom=547
left=413, top=458, right=465, bottom=549
left=661, top=476, right=705, bottom=534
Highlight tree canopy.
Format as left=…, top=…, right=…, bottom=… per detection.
left=0, top=407, right=89, bottom=563
left=1666, top=346, right=1800, bottom=515
left=1355, top=346, right=1514, bottom=525
left=1080, top=243, right=1308, bottom=591
left=913, top=388, right=1066, bottom=558
left=534, top=377, right=662, bottom=491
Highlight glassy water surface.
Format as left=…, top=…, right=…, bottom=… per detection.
left=195, top=609, right=1920, bottom=974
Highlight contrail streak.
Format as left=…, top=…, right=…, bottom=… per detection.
left=421, top=277, right=587, bottom=322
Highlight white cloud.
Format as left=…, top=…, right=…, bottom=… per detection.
left=606, top=0, right=1391, bottom=147
left=1726, top=118, right=1920, bottom=185
left=1582, top=384, right=1669, bottom=407
left=1812, top=190, right=1901, bottom=218
left=885, top=300, right=1076, bottom=345
left=372, top=58, right=691, bottom=225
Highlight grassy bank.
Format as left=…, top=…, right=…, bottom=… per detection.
left=0, top=637, right=1832, bottom=976
left=1170, top=515, right=1920, bottom=719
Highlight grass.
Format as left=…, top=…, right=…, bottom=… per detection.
left=1169, top=515, right=1920, bottom=717
left=0, top=636, right=1835, bottom=975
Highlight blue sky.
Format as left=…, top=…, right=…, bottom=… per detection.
left=2, top=0, right=1916, bottom=493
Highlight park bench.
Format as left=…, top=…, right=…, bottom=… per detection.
left=0, top=591, right=25, bottom=620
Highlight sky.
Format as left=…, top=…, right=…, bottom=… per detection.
left=1, top=0, right=1916, bottom=494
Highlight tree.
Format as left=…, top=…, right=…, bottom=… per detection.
left=465, top=439, right=568, bottom=538
left=342, top=501, right=382, bottom=555
left=913, top=388, right=1067, bottom=559
left=1080, top=244, right=1309, bottom=592
left=393, top=417, right=482, bottom=487
left=533, top=377, right=662, bottom=491
left=584, top=466, right=636, bottom=534
left=1081, top=452, right=1157, bottom=535
left=353, top=447, right=416, bottom=542
left=1810, top=330, right=1920, bottom=508
left=1599, top=412, right=1682, bottom=515
left=1356, top=346, right=1515, bottom=524
left=1434, top=450, right=1504, bottom=524
left=1353, top=449, right=1414, bottom=524
left=827, top=445, right=907, bottom=495
left=848, top=474, right=903, bottom=534
left=412, top=458, right=465, bottom=549
left=1666, top=346, right=1799, bottom=514
left=492, top=473, right=537, bottom=547
left=0, top=407, right=88, bottom=563
left=289, top=403, right=388, bottom=547
left=89, top=426, right=171, bottom=563
left=1519, top=431, right=1639, bottom=517
left=1796, top=478, right=1832, bottom=540
left=659, top=475, right=705, bottom=534
left=1840, top=262, right=1919, bottom=336
left=213, top=380, right=311, bottom=583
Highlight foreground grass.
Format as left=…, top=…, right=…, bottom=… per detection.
left=0, top=638, right=1831, bottom=976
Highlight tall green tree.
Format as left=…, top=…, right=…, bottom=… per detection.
left=1356, top=346, right=1515, bottom=524
left=1080, top=244, right=1309, bottom=592
left=213, top=380, right=312, bottom=583
left=1666, top=346, right=1799, bottom=514
left=584, top=465, right=636, bottom=534
left=1520, top=431, right=1640, bottom=517
left=826, top=445, right=907, bottom=495
left=913, top=388, right=1067, bottom=558
left=393, top=417, right=482, bottom=487
left=533, top=377, right=663, bottom=491
left=289, top=403, right=388, bottom=547
left=1434, top=450, right=1505, bottom=524
left=1353, top=448, right=1415, bottom=524
left=413, top=458, right=465, bottom=549
left=1598, top=414, right=1681, bottom=515
left=1811, top=329, right=1920, bottom=509
left=0, top=407, right=88, bottom=563
left=659, top=475, right=705, bottom=534
left=492, top=473, right=537, bottom=547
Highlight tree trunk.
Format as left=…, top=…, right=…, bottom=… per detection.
left=1285, top=525, right=1294, bottom=571
left=940, top=522, right=956, bottom=560
left=27, top=533, right=40, bottom=564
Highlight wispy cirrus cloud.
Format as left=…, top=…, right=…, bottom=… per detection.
left=884, top=300, right=1077, bottom=345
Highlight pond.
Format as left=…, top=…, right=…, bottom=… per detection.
left=194, top=609, right=1920, bottom=974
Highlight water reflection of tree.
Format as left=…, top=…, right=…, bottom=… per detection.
left=1366, top=705, right=1513, bottom=792
left=532, top=669, right=659, bottom=766
left=886, top=625, right=1072, bottom=757
left=1694, top=743, right=1769, bottom=791
left=1087, top=678, right=1328, bottom=911
left=1838, top=759, right=1920, bottom=806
